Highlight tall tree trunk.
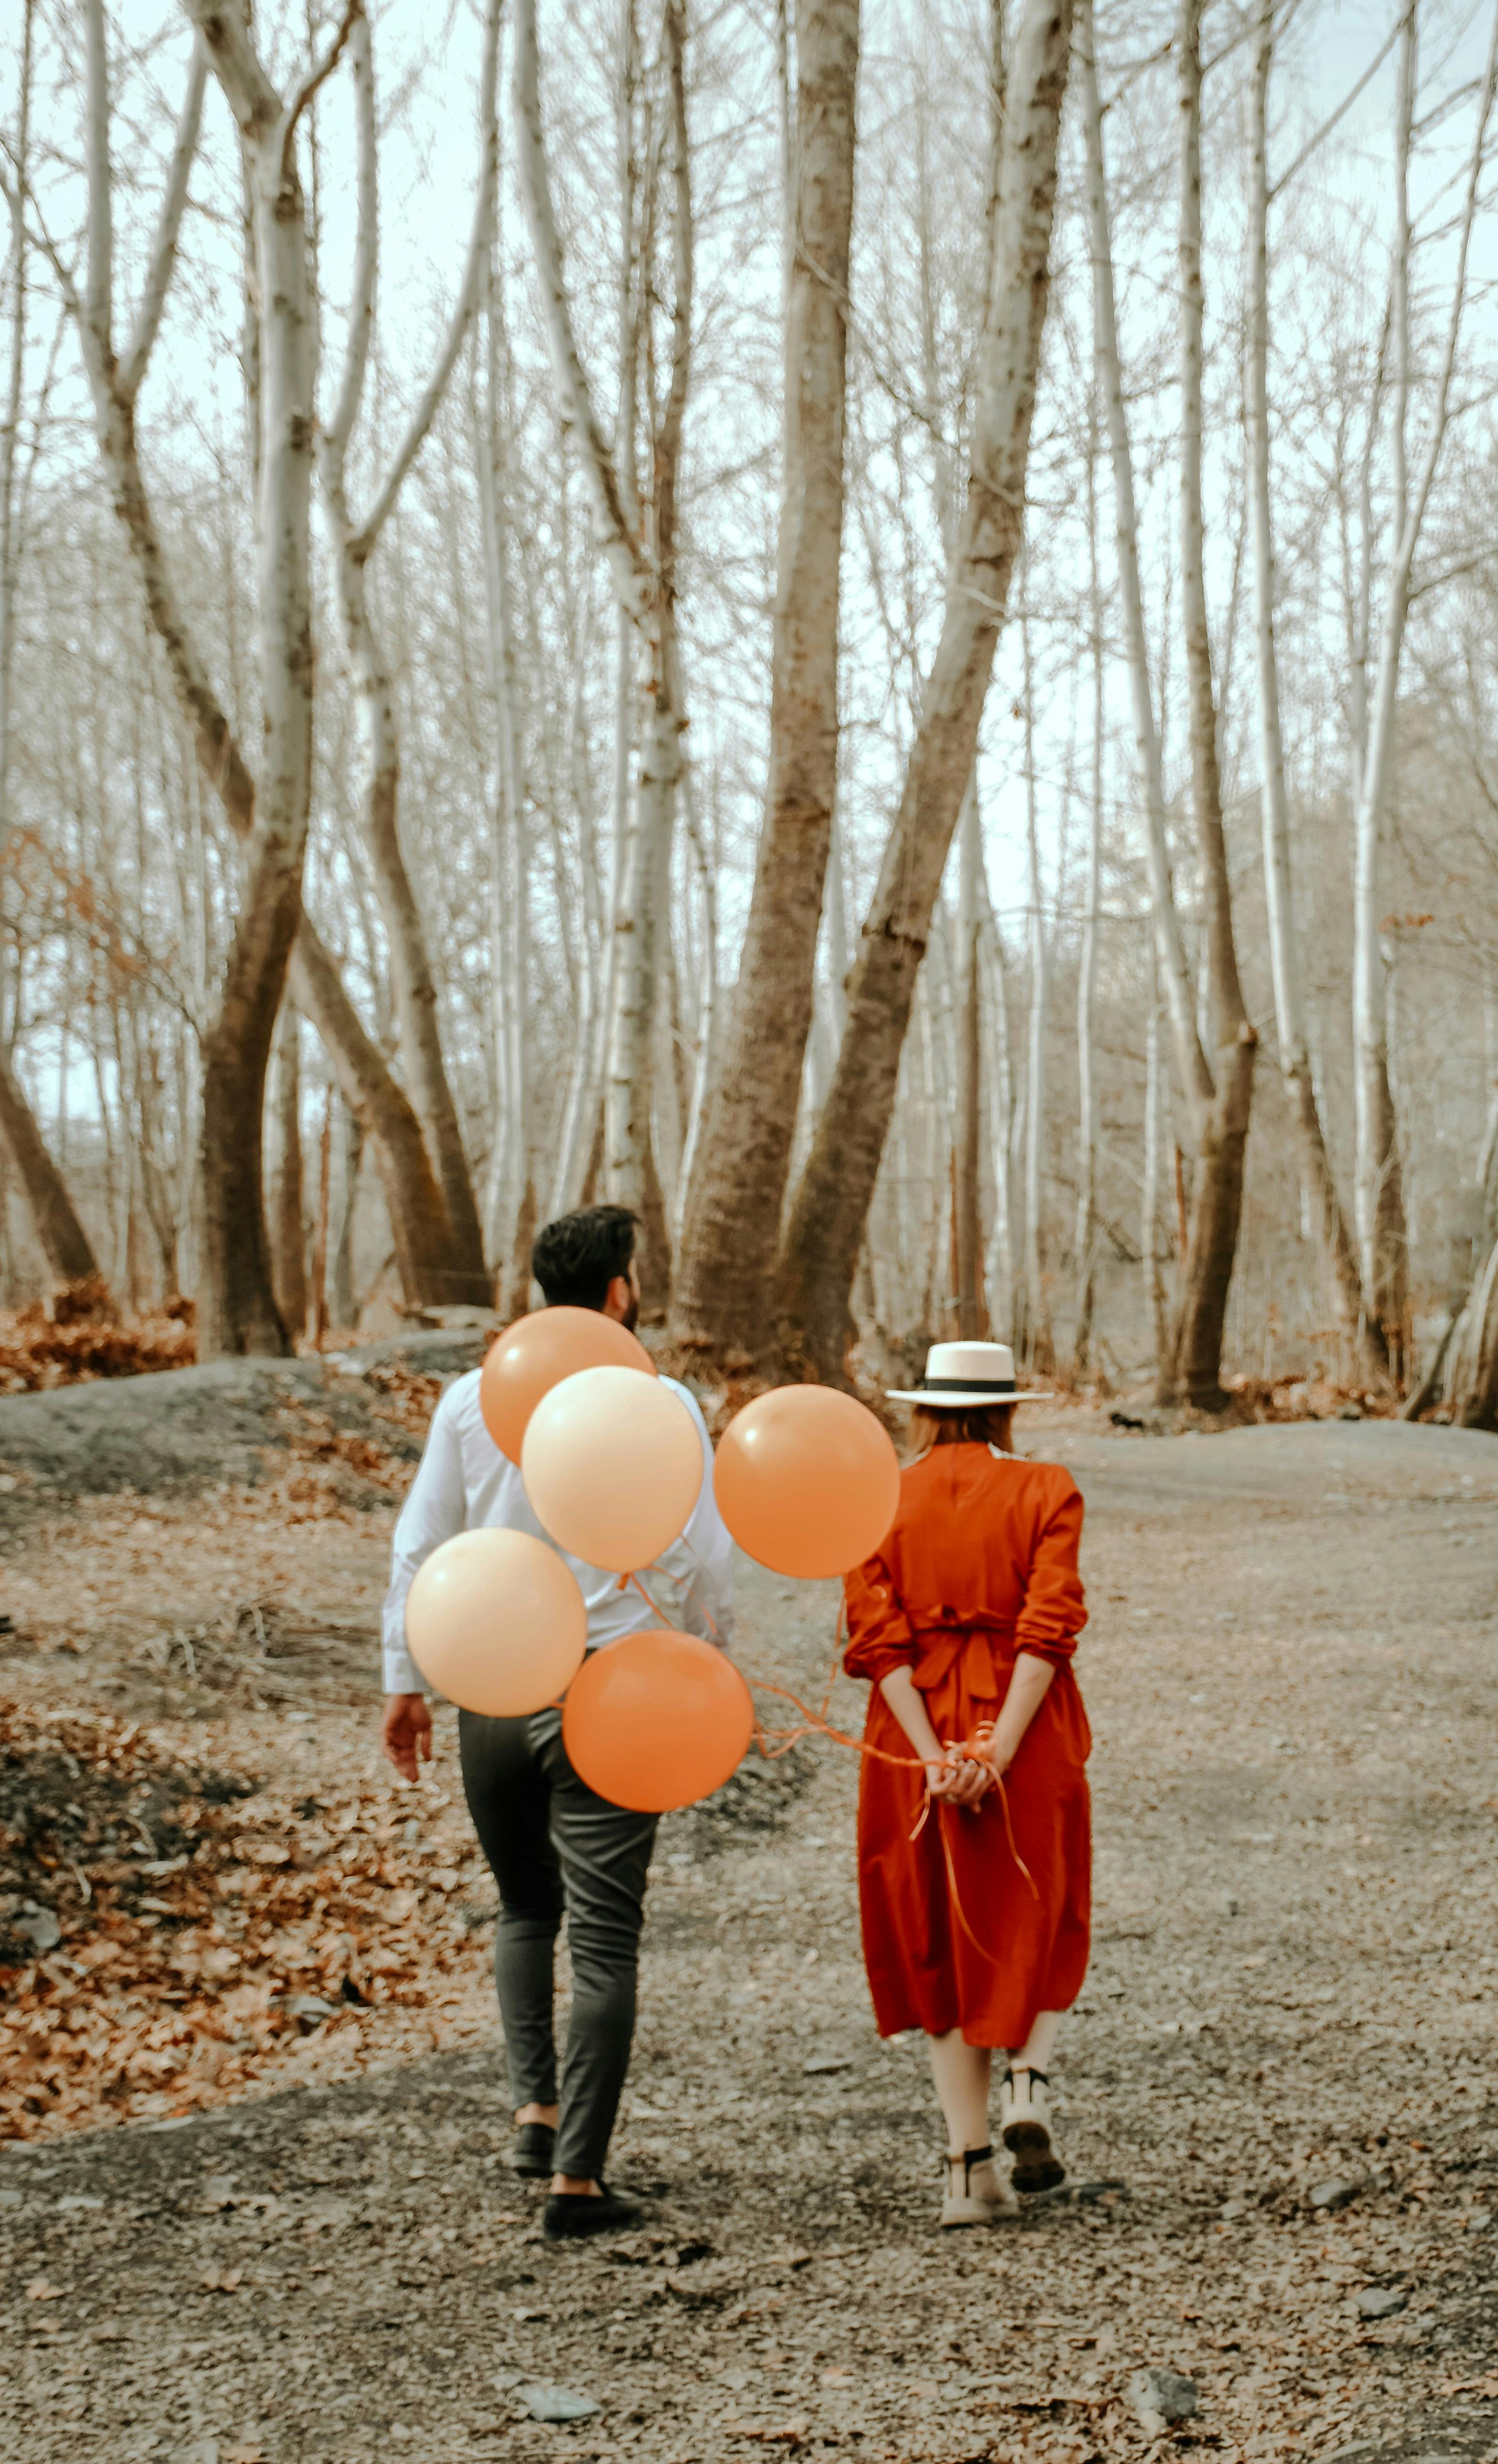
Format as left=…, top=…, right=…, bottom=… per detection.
left=180, top=3, right=350, bottom=1355
left=332, top=1102, right=364, bottom=1328
left=675, top=0, right=862, bottom=1360
left=980, top=883, right=1016, bottom=1344
left=1073, top=423, right=1102, bottom=1375
left=271, top=1002, right=308, bottom=1336
left=1350, top=0, right=1498, bottom=1376
left=477, top=233, right=530, bottom=1273
left=59, top=17, right=467, bottom=1318
left=1143, top=979, right=1172, bottom=1387
left=317, top=1, right=500, bottom=1307
left=513, top=0, right=691, bottom=1302
left=671, top=0, right=861, bottom=1361
left=774, top=0, right=1073, bottom=1382
left=1077, top=0, right=1211, bottom=1123
left=1246, top=0, right=1385, bottom=1381
left=0, top=0, right=108, bottom=1306
left=1019, top=604, right=1051, bottom=1370
left=1170, top=0, right=1256, bottom=1411
left=953, top=781, right=984, bottom=1338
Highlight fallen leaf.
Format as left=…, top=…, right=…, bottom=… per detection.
left=200, top=2266, right=243, bottom=2293
left=25, top=2279, right=64, bottom=2302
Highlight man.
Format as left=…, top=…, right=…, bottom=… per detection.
left=381, top=1205, right=732, bottom=2240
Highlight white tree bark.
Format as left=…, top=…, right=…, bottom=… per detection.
left=1020, top=603, right=1049, bottom=1365
left=476, top=232, right=532, bottom=1277
left=1077, top=0, right=1210, bottom=1116
left=1351, top=0, right=1498, bottom=1355
left=1073, top=414, right=1102, bottom=1369
left=317, top=0, right=500, bottom=1299
left=513, top=0, right=690, bottom=1260
left=1248, top=0, right=1382, bottom=1373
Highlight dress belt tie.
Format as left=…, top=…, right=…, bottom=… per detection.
left=908, top=1617, right=1017, bottom=1700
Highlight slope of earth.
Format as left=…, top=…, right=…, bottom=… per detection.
left=0, top=1413, right=1496, bottom=2464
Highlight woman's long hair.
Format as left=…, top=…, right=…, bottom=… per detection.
left=907, top=1402, right=1016, bottom=1459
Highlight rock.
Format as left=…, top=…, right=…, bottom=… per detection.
left=1309, top=2176, right=1362, bottom=2212
left=1354, top=2284, right=1408, bottom=2320
left=16, top=1903, right=61, bottom=1952
left=802, top=2056, right=853, bottom=2076
left=284, top=1994, right=336, bottom=2031
left=517, top=2384, right=601, bottom=2424
left=1128, top=2367, right=1198, bottom=2433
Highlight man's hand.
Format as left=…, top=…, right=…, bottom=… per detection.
left=382, top=1692, right=433, bottom=1783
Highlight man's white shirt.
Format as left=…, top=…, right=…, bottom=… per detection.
left=381, top=1368, right=734, bottom=1697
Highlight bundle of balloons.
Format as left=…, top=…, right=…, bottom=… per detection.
left=403, top=1309, right=902, bottom=1814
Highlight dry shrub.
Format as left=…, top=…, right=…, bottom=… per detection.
left=0, top=1292, right=196, bottom=1394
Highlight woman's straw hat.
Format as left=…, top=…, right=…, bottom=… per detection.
left=886, top=1340, right=1053, bottom=1406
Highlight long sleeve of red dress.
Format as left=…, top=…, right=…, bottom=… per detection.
left=843, top=1444, right=1091, bottom=2049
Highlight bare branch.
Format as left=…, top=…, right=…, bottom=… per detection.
left=1269, top=7, right=1406, bottom=203
left=352, top=0, right=502, bottom=555
left=321, top=5, right=377, bottom=464
left=280, top=0, right=363, bottom=174
left=82, top=0, right=113, bottom=367
left=511, top=0, right=649, bottom=622
left=118, top=38, right=208, bottom=403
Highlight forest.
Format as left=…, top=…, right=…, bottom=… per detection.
left=2, top=0, right=1498, bottom=1423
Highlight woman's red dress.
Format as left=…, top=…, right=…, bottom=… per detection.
left=844, top=1443, right=1091, bottom=2049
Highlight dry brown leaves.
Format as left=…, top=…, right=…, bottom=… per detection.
left=0, top=1697, right=490, bottom=2142
left=0, top=1293, right=196, bottom=1393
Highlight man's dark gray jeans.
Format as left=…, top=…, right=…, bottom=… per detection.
left=457, top=1704, right=657, bottom=2182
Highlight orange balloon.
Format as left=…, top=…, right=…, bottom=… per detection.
left=521, top=1365, right=703, bottom=1572
left=405, top=1528, right=586, bottom=1715
left=480, top=1307, right=656, bottom=1464
left=714, top=1385, right=901, bottom=1578
left=563, top=1629, right=755, bottom=1812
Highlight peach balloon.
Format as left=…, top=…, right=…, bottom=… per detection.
left=521, top=1365, right=703, bottom=1572
left=714, top=1385, right=901, bottom=1578
left=480, top=1307, right=656, bottom=1464
left=404, top=1528, right=586, bottom=1715
left=563, top=1630, right=756, bottom=1812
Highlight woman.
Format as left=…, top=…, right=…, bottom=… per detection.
left=844, top=1341, right=1091, bottom=2228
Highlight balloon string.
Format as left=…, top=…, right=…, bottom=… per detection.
left=616, top=1572, right=1038, bottom=1945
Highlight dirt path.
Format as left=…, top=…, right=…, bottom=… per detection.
left=1, top=1413, right=1496, bottom=2464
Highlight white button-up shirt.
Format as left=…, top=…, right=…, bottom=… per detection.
left=381, top=1368, right=734, bottom=1696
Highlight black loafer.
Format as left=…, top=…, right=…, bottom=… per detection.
left=543, top=2184, right=642, bottom=2241
left=512, top=2120, right=556, bottom=2178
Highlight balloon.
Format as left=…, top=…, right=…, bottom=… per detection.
left=521, top=1365, right=703, bottom=1573
left=404, top=1528, right=586, bottom=1715
left=714, top=1385, right=901, bottom=1578
left=563, top=1629, right=756, bottom=1812
left=480, top=1307, right=656, bottom=1464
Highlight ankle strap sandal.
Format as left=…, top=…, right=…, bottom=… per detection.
left=947, top=2142, right=995, bottom=2195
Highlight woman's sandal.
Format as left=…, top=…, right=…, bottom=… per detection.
left=939, top=2143, right=1019, bottom=2229
left=1000, top=2066, right=1066, bottom=2193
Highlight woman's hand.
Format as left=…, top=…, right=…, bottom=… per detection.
left=927, top=1749, right=992, bottom=1809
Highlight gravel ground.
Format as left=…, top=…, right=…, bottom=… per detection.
left=0, top=1410, right=1496, bottom=2463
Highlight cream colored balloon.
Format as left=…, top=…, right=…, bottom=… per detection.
left=404, top=1528, right=586, bottom=1714
left=521, top=1364, right=704, bottom=1572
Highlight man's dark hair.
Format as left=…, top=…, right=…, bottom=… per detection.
left=532, top=1205, right=639, bottom=1311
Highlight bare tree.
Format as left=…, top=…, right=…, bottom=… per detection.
left=1351, top=0, right=1498, bottom=1375
left=1079, top=0, right=1255, bottom=1410
left=0, top=0, right=110, bottom=1306
left=1247, top=0, right=1384, bottom=1380
left=672, top=0, right=861, bottom=1364
left=34, top=5, right=481, bottom=1327
left=316, top=0, right=503, bottom=1305
left=774, top=0, right=1074, bottom=1381
left=513, top=0, right=693, bottom=1301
